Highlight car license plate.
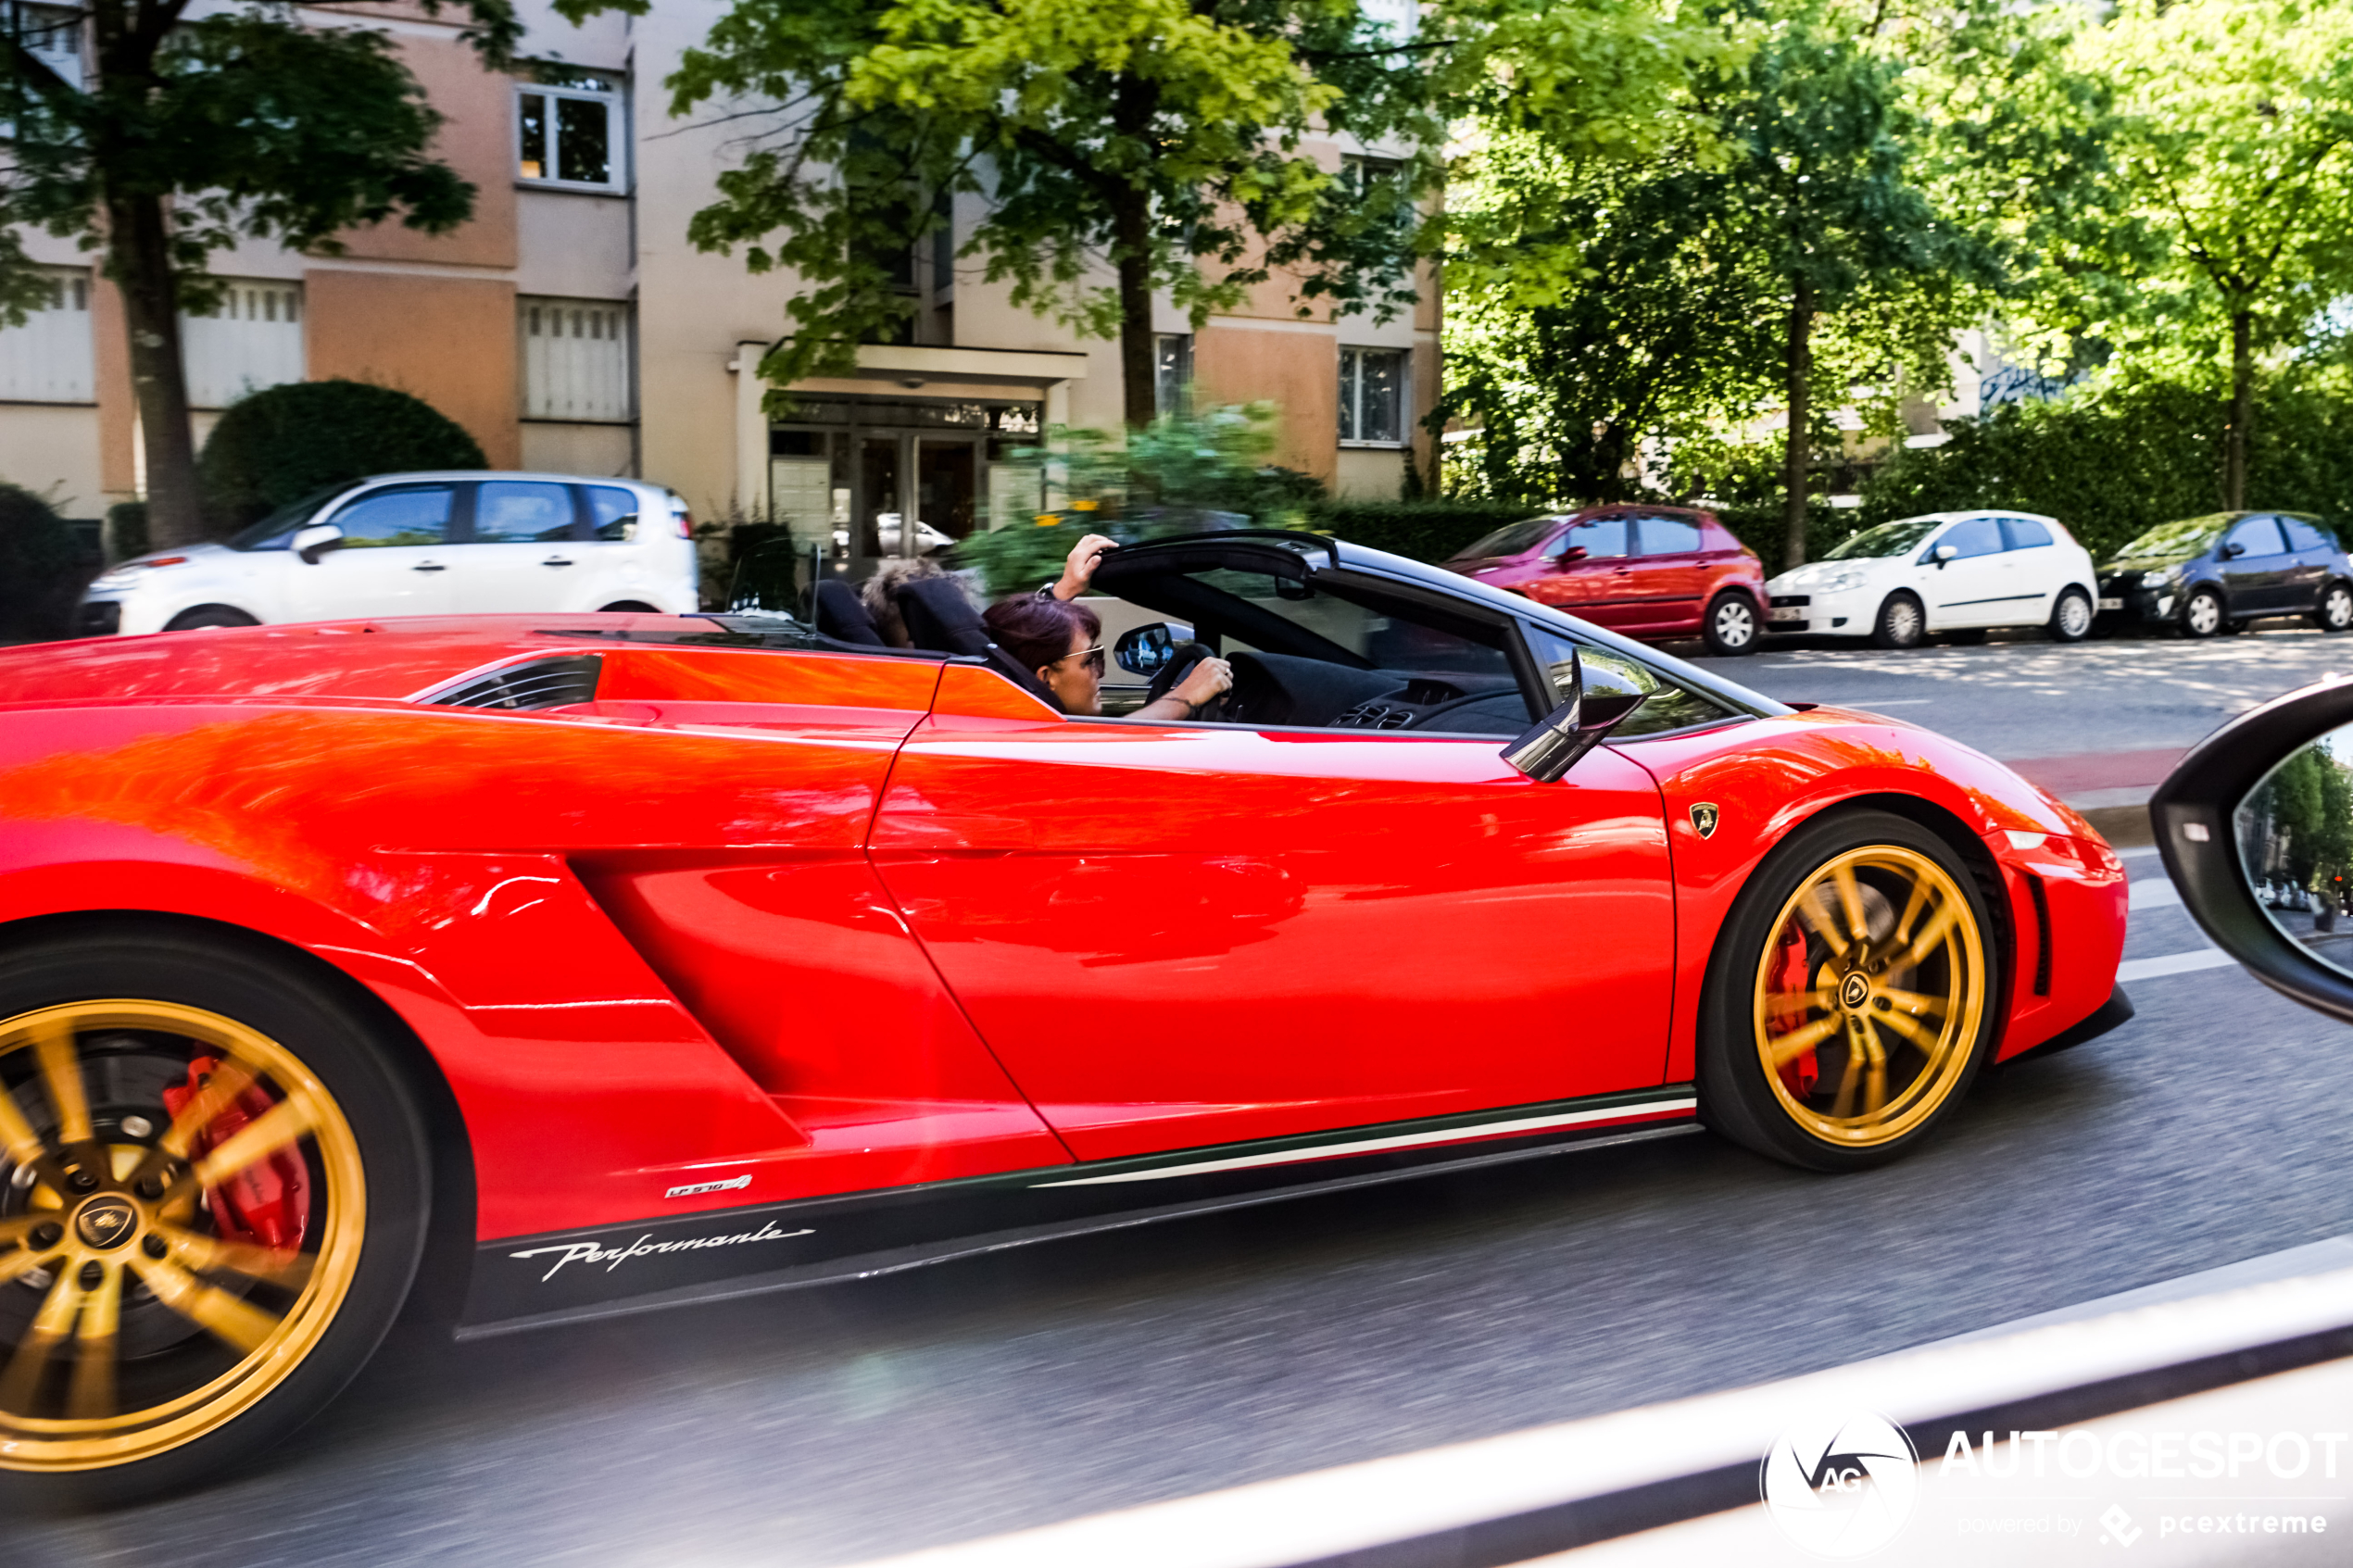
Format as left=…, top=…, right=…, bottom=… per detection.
left=2097, top=596, right=2122, bottom=611
left=1769, top=606, right=1805, bottom=622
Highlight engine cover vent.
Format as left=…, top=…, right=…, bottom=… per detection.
left=430, top=655, right=602, bottom=711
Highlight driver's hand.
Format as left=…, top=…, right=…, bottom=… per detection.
left=1051, top=533, right=1118, bottom=600
left=1173, top=657, right=1233, bottom=709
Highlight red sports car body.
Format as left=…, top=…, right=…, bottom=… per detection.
left=0, top=533, right=2127, bottom=1495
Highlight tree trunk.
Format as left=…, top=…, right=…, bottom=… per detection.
left=107, top=194, right=204, bottom=548
left=1112, top=187, right=1157, bottom=431
left=1781, top=277, right=1814, bottom=571
left=2225, top=308, right=2253, bottom=512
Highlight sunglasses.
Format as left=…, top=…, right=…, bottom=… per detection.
left=1051, top=645, right=1107, bottom=675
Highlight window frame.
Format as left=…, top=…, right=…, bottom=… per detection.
left=1338, top=345, right=1409, bottom=448
left=515, top=71, right=626, bottom=194
left=2226, top=515, right=2288, bottom=558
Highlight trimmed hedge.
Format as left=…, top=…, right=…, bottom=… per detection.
left=1305, top=498, right=1548, bottom=562
left=0, top=484, right=97, bottom=642
left=199, top=379, right=486, bottom=535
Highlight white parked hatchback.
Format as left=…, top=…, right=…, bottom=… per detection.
left=1762, top=509, right=2099, bottom=648
left=77, top=471, right=698, bottom=636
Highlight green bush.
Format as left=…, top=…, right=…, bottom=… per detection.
left=0, top=484, right=96, bottom=642
left=106, top=499, right=148, bottom=561
left=1304, top=498, right=1547, bottom=562
left=198, top=379, right=486, bottom=535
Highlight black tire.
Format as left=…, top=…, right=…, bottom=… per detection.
left=598, top=601, right=660, bottom=614
left=1696, top=809, right=2001, bottom=1173
left=163, top=606, right=259, bottom=632
left=0, top=925, right=429, bottom=1508
left=2316, top=581, right=2353, bottom=633
left=1700, top=592, right=1760, bottom=657
left=2181, top=585, right=2224, bottom=638
left=1869, top=592, right=1925, bottom=649
left=2048, top=587, right=2094, bottom=643
left=1943, top=628, right=1987, bottom=646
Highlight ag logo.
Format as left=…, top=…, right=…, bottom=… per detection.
left=1759, top=1411, right=1919, bottom=1558
left=1689, top=802, right=1720, bottom=839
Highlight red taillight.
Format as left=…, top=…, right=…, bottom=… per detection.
left=675, top=511, right=693, bottom=538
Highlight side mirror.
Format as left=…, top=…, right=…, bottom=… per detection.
left=291, top=523, right=345, bottom=564
left=1553, top=546, right=1590, bottom=566
left=2221, top=540, right=2246, bottom=559
left=1114, top=621, right=1176, bottom=677
left=2156, top=674, right=2353, bottom=1023
left=1931, top=544, right=1957, bottom=567
left=1500, top=648, right=1644, bottom=784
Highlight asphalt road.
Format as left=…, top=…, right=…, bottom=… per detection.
left=14, top=626, right=2353, bottom=1568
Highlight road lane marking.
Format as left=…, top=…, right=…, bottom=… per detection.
left=2128, top=879, right=2182, bottom=910
left=2117, top=949, right=2237, bottom=983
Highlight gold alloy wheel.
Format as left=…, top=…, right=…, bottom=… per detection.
left=1751, top=846, right=1986, bottom=1148
left=0, top=1000, right=364, bottom=1473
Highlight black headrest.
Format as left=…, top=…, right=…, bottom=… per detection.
left=896, top=576, right=992, bottom=657
left=812, top=578, right=887, bottom=646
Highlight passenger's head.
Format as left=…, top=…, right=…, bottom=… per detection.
left=984, top=595, right=1103, bottom=714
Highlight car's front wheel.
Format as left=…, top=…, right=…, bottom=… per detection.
left=0, top=926, right=428, bottom=1507
left=1701, top=592, right=1760, bottom=657
left=1869, top=592, right=1925, bottom=649
left=163, top=607, right=259, bottom=632
left=2315, top=582, right=2353, bottom=633
left=2048, top=587, right=2094, bottom=643
left=1697, top=809, right=1998, bottom=1172
left=2182, top=586, right=2224, bottom=637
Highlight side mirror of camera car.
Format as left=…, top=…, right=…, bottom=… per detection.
left=291, top=523, right=346, bottom=564
left=1115, top=622, right=1175, bottom=677
left=2154, top=674, right=2353, bottom=1025
left=1500, top=647, right=1646, bottom=784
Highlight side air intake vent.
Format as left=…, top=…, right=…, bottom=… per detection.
left=430, top=655, right=602, bottom=711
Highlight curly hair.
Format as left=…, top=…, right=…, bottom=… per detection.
left=983, top=595, right=1101, bottom=680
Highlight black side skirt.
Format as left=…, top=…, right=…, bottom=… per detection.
left=457, top=1086, right=1697, bottom=1338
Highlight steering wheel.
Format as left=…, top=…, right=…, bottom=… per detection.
left=1143, top=640, right=1227, bottom=721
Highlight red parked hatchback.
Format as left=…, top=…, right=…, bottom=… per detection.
left=1441, top=505, right=1768, bottom=656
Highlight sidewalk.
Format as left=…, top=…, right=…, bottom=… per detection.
left=2003, top=747, right=2187, bottom=847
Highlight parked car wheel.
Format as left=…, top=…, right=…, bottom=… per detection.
left=1701, top=592, right=1760, bottom=657
left=2315, top=581, right=2353, bottom=633
left=1696, top=809, right=1998, bottom=1173
left=1869, top=592, right=1925, bottom=650
left=1943, top=629, right=1987, bottom=646
left=2182, top=586, right=2224, bottom=637
left=0, top=926, right=429, bottom=1508
left=163, top=607, right=259, bottom=632
left=598, top=601, right=660, bottom=614
left=2048, top=587, right=2095, bottom=643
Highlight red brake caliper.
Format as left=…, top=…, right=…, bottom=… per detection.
left=1768, top=921, right=1819, bottom=1098
left=159, top=1056, right=311, bottom=1250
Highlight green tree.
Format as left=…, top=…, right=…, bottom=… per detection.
left=2054, top=0, right=2353, bottom=511
left=0, top=0, right=524, bottom=548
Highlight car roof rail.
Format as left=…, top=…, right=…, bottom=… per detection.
left=1113, top=528, right=1340, bottom=566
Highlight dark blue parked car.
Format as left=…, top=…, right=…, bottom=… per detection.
left=2095, top=511, right=2353, bottom=637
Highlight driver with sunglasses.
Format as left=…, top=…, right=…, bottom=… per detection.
left=982, top=533, right=1233, bottom=720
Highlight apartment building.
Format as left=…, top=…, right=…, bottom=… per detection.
left=0, top=0, right=1439, bottom=576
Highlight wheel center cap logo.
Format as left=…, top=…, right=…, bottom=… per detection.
left=74, top=1195, right=137, bottom=1250
left=1839, top=972, right=1872, bottom=1010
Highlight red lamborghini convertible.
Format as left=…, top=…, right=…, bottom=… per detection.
left=0, top=531, right=2127, bottom=1499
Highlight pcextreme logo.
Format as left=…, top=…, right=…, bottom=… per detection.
left=1760, top=1411, right=1921, bottom=1558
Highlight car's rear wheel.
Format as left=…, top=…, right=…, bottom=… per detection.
left=1697, top=810, right=1998, bottom=1172
left=163, top=607, right=258, bottom=632
left=598, top=601, right=659, bottom=613
left=0, top=929, right=426, bottom=1506
left=2048, top=588, right=2094, bottom=643
left=2315, top=582, right=2353, bottom=633
left=2182, top=586, right=2224, bottom=637
left=1701, top=592, right=1759, bottom=657
left=1869, top=592, right=1924, bottom=649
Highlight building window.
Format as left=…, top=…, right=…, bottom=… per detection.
left=181, top=279, right=303, bottom=409
left=521, top=296, right=633, bottom=421
left=1340, top=345, right=1406, bottom=445
left=0, top=267, right=92, bottom=403
left=1155, top=333, right=1193, bottom=417
left=517, top=69, right=623, bottom=191
left=6, top=3, right=81, bottom=87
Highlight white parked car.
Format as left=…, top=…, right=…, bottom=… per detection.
left=77, top=471, right=698, bottom=637
left=1762, top=509, right=2099, bottom=648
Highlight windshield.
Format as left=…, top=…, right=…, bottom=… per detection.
left=1453, top=516, right=1565, bottom=560
left=2113, top=514, right=2229, bottom=561
left=1821, top=517, right=1943, bottom=561
left=228, top=483, right=354, bottom=551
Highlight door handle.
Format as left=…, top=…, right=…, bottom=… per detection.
left=542, top=557, right=574, bottom=568
left=411, top=562, right=447, bottom=572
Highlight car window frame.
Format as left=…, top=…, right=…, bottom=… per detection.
left=2225, top=515, right=2288, bottom=558
left=1629, top=512, right=1705, bottom=558
left=1923, top=515, right=2004, bottom=563
left=1999, top=516, right=2055, bottom=552
left=462, top=478, right=590, bottom=546
left=323, top=481, right=464, bottom=549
